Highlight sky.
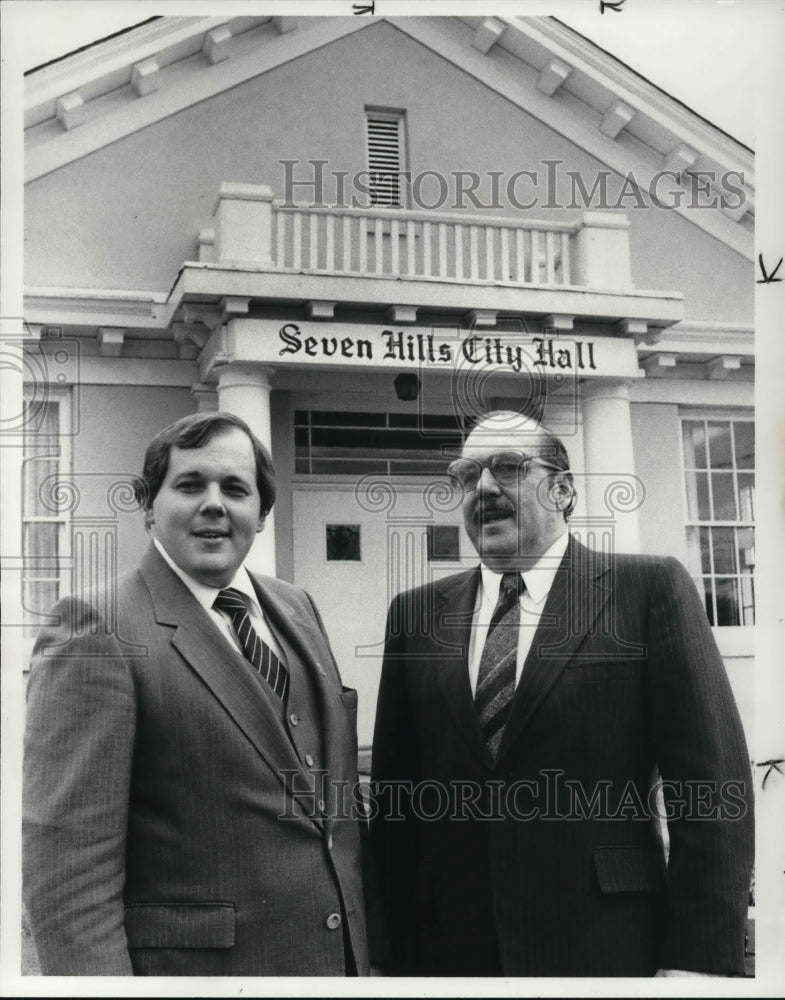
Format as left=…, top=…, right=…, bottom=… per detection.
left=7, top=0, right=776, bottom=149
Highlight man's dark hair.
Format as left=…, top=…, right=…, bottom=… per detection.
left=134, top=411, right=277, bottom=515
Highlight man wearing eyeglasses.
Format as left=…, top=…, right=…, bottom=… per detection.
left=371, top=410, right=753, bottom=978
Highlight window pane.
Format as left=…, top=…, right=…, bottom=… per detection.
left=702, top=577, right=715, bottom=626
left=737, top=527, right=755, bottom=573
left=427, top=525, right=460, bottom=561
left=737, top=473, right=755, bottom=521
left=24, top=522, right=60, bottom=561
left=711, top=472, right=737, bottom=520
left=699, top=526, right=712, bottom=574
left=23, top=579, right=60, bottom=637
left=707, top=421, right=733, bottom=469
left=685, top=471, right=710, bottom=520
left=312, top=459, right=387, bottom=475
left=326, top=524, right=361, bottom=561
left=714, top=577, right=740, bottom=626
left=311, top=411, right=386, bottom=427
left=23, top=458, right=59, bottom=516
left=682, top=420, right=707, bottom=469
left=684, top=527, right=704, bottom=576
left=712, top=527, right=737, bottom=574
left=739, top=575, right=755, bottom=626
left=733, top=422, right=754, bottom=469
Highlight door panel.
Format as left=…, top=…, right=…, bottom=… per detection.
left=293, top=480, right=472, bottom=746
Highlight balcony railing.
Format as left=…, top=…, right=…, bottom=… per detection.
left=273, top=204, right=572, bottom=286
left=201, top=183, right=635, bottom=292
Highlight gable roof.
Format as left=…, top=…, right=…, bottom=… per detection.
left=24, top=14, right=753, bottom=259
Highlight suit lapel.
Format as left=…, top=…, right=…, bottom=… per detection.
left=431, top=568, right=494, bottom=768
left=496, top=537, right=612, bottom=763
left=139, top=547, right=305, bottom=795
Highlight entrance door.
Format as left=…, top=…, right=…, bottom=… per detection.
left=293, top=481, right=473, bottom=746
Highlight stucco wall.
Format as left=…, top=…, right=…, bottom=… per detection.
left=70, top=385, right=194, bottom=576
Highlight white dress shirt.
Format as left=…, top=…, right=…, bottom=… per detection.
left=153, top=538, right=288, bottom=665
left=467, top=531, right=570, bottom=696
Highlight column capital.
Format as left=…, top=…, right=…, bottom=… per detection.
left=216, top=362, right=276, bottom=393
left=580, top=378, right=632, bottom=402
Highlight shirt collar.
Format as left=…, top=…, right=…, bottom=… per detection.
left=153, top=538, right=260, bottom=614
left=479, top=531, right=570, bottom=607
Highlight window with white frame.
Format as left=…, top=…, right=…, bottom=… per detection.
left=681, top=417, right=754, bottom=626
left=22, top=392, right=71, bottom=639
left=365, top=109, right=406, bottom=208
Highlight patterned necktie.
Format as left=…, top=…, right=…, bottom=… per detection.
left=213, top=588, right=289, bottom=702
left=475, top=572, right=524, bottom=759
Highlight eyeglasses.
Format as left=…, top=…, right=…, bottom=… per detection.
left=446, top=452, right=565, bottom=492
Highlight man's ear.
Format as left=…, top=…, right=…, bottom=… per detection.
left=256, top=515, right=266, bottom=534
left=548, top=475, right=574, bottom=514
left=144, top=507, right=155, bottom=531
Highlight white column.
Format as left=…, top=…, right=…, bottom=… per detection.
left=216, top=362, right=277, bottom=575
left=580, top=379, right=641, bottom=553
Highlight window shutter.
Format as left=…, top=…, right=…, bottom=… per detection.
left=366, top=114, right=403, bottom=207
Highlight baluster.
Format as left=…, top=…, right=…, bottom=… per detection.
left=326, top=214, right=335, bottom=272
left=359, top=216, right=368, bottom=273
left=454, top=225, right=464, bottom=280
left=343, top=215, right=351, bottom=272
left=423, top=222, right=432, bottom=277
left=545, top=231, right=555, bottom=284
left=469, top=226, right=479, bottom=280
left=275, top=209, right=285, bottom=267
left=515, top=228, right=525, bottom=284
left=309, top=211, right=319, bottom=270
left=391, top=219, right=400, bottom=275
left=561, top=231, right=570, bottom=284
left=485, top=226, right=495, bottom=281
left=407, top=220, right=416, bottom=275
left=374, top=218, right=384, bottom=274
left=500, top=227, right=510, bottom=282
left=530, top=230, right=540, bottom=284
left=293, top=212, right=303, bottom=270
left=438, top=223, right=448, bottom=278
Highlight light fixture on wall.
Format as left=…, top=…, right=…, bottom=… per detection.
left=394, top=373, right=421, bottom=401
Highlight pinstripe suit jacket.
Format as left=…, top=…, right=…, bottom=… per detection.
left=371, top=536, right=753, bottom=977
left=23, top=544, right=369, bottom=976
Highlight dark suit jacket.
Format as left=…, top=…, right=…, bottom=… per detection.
left=371, top=536, right=753, bottom=977
left=23, top=544, right=369, bottom=976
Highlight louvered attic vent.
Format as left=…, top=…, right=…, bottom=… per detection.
left=366, top=112, right=404, bottom=207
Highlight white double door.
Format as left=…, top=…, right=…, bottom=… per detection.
left=292, top=481, right=473, bottom=746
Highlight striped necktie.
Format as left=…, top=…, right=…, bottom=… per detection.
left=474, top=572, right=524, bottom=759
left=213, top=588, right=289, bottom=702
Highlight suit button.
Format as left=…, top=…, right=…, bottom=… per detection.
left=327, top=834, right=334, bottom=850
left=326, top=912, right=342, bottom=930
left=289, top=713, right=300, bottom=727
left=305, top=753, right=314, bottom=766
left=317, top=799, right=326, bottom=813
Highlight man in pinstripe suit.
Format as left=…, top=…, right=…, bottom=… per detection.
left=371, top=410, right=753, bottom=977
left=24, top=411, right=370, bottom=976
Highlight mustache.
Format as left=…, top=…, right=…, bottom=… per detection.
left=469, top=497, right=516, bottom=524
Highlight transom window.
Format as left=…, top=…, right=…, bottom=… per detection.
left=294, top=411, right=469, bottom=476
left=681, top=417, right=754, bottom=626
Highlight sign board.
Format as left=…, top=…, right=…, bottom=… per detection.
left=226, top=319, right=642, bottom=380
